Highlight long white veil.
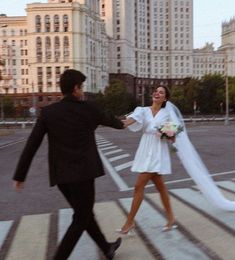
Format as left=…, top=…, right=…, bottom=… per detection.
left=165, top=101, right=235, bottom=211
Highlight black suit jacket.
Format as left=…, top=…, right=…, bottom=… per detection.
left=13, top=95, right=124, bottom=186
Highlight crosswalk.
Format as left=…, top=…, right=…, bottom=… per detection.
left=1, top=182, right=235, bottom=260
left=1, top=136, right=235, bottom=259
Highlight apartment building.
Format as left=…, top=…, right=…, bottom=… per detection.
left=1, top=0, right=235, bottom=112
left=0, top=0, right=109, bottom=111
left=193, top=43, right=225, bottom=79
left=101, top=0, right=193, bottom=80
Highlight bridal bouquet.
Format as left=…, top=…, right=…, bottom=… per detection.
left=156, top=122, right=183, bottom=151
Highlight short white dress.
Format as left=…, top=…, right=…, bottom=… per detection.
left=127, top=106, right=171, bottom=175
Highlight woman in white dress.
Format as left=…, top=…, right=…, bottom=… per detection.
left=118, top=85, right=235, bottom=235
left=117, top=86, right=177, bottom=234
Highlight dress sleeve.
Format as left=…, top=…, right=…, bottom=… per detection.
left=127, top=106, right=144, bottom=132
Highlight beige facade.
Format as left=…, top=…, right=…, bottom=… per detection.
left=193, top=43, right=225, bottom=79
left=219, top=18, right=235, bottom=76
left=101, top=0, right=194, bottom=79
left=0, top=16, right=28, bottom=94
left=0, top=0, right=109, bottom=96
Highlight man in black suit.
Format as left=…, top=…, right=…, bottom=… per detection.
left=13, top=69, right=123, bottom=260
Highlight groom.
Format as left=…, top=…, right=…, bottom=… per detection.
left=13, top=69, right=123, bottom=259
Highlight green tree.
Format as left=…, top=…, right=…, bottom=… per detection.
left=170, top=85, right=186, bottom=112
left=228, top=77, right=235, bottom=112
left=2, top=96, right=14, bottom=117
left=103, top=79, right=136, bottom=116
left=198, top=74, right=224, bottom=114
left=184, top=78, right=200, bottom=113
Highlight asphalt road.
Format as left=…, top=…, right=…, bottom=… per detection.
left=0, top=122, right=235, bottom=221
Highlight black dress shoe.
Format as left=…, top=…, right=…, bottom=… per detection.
left=105, top=237, right=122, bottom=259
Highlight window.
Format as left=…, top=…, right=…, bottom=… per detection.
left=63, top=15, right=69, bottom=32
left=45, top=37, right=51, bottom=60
left=54, top=15, right=60, bottom=32
left=63, top=36, right=69, bottom=61
left=54, top=36, right=60, bottom=61
left=35, top=15, right=41, bottom=32
left=45, top=15, right=50, bottom=32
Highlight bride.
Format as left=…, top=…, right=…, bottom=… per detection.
left=118, top=86, right=235, bottom=235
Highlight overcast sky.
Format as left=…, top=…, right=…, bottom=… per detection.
left=0, top=0, right=235, bottom=50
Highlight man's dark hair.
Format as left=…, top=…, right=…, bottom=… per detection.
left=60, top=69, right=86, bottom=95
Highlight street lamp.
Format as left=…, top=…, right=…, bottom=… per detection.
left=224, top=57, right=233, bottom=126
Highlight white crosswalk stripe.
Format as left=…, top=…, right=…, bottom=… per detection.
left=119, top=198, right=211, bottom=260
left=0, top=221, right=12, bottom=249
left=109, top=154, right=130, bottom=162
left=1, top=185, right=235, bottom=259
left=5, top=214, right=50, bottom=260
left=217, top=181, right=235, bottom=192
left=170, top=188, right=235, bottom=232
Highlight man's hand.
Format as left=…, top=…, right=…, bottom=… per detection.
left=13, top=181, right=24, bottom=192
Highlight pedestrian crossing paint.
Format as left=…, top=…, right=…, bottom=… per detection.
left=94, top=201, right=155, bottom=260
left=0, top=221, right=12, bottom=249
left=217, top=181, right=235, bottom=193
left=109, top=153, right=130, bottom=162
left=5, top=214, right=50, bottom=260
left=115, top=161, right=133, bottom=172
left=119, top=198, right=212, bottom=260
left=147, top=193, right=235, bottom=260
left=171, top=188, right=235, bottom=232
left=99, top=145, right=118, bottom=151
left=1, top=187, right=235, bottom=260
left=104, top=149, right=123, bottom=156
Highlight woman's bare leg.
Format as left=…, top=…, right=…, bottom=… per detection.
left=121, top=173, right=153, bottom=231
left=151, top=174, right=175, bottom=227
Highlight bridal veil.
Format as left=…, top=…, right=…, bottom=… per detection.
left=166, top=101, right=235, bottom=211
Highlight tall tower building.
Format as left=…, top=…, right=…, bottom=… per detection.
left=100, top=0, right=193, bottom=80
left=219, top=18, right=235, bottom=76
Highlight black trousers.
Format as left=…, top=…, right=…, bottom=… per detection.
left=54, top=180, right=109, bottom=260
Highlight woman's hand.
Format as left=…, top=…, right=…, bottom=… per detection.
left=121, top=118, right=136, bottom=128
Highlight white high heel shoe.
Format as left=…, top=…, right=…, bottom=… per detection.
left=115, top=224, right=135, bottom=235
left=162, top=224, right=178, bottom=232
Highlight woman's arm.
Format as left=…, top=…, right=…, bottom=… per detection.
left=122, top=117, right=136, bottom=128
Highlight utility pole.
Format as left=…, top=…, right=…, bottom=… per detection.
left=141, top=86, right=145, bottom=106
left=224, top=74, right=229, bottom=125
left=224, top=56, right=229, bottom=125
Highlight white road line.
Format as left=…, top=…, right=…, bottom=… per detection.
left=0, top=139, right=26, bottom=149
left=171, top=188, right=235, bottom=231
left=98, top=143, right=113, bottom=147
left=99, top=145, right=117, bottom=151
left=120, top=198, right=211, bottom=260
left=104, top=149, right=123, bottom=156
left=6, top=214, right=50, bottom=260
left=109, top=153, right=130, bottom=162
left=114, top=161, right=133, bottom=172
left=98, top=149, right=129, bottom=191
left=217, top=181, right=235, bottom=192
left=0, top=221, right=12, bottom=249
left=96, top=142, right=110, bottom=145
